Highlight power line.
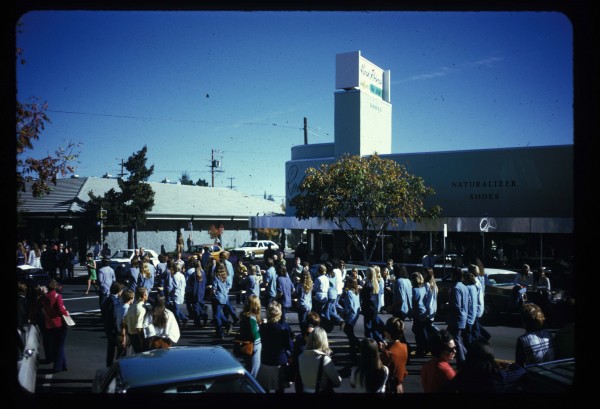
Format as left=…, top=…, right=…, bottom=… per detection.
left=46, top=109, right=304, bottom=130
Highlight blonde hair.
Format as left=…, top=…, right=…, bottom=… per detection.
left=242, top=294, right=262, bottom=321
left=367, top=267, right=380, bottom=295
left=141, top=262, right=152, bottom=279
left=266, top=301, right=282, bottom=323
left=306, top=327, right=331, bottom=355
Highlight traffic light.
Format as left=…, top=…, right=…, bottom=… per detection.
left=97, top=209, right=107, bottom=219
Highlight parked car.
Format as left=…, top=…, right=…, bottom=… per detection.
left=17, top=264, right=50, bottom=288
left=17, top=323, right=41, bottom=393
left=92, top=346, right=265, bottom=393
left=436, top=267, right=519, bottom=321
left=109, top=249, right=159, bottom=284
left=230, top=240, right=279, bottom=261
left=182, top=244, right=223, bottom=261
left=521, top=357, right=575, bottom=393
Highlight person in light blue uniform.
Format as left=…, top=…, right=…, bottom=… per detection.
left=390, top=264, right=412, bottom=320
left=211, top=262, right=232, bottom=339
left=312, top=264, right=329, bottom=319
left=446, top=267, right=469, bottom=368
left=462, top=268, right=480, bottom=349
left=220, top=251, right=238, bottom=325
left=343, top=278, right=361, bottom=359
left=295, top=270, right=313, bottom=328
left=410, top=271, right=428, bottom=357
left=275, top=266, right=294, bottom=324
left=264, top=257, right=278, bottom=307
left=324, top=262, right=343, bottom=328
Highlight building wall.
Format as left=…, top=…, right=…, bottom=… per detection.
left=285, top=145, right=573, bottom=219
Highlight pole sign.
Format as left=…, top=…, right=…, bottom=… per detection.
left=336, top=51, right=385, bottom=100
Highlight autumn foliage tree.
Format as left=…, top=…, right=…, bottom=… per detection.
left=208, top=224, right=224, bottom=244
left=290, top=153, right=441, bottom=265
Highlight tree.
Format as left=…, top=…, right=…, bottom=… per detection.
left=208, top=224, right=224, bottom=244
left=179, top=171, right=194, bottom=186
left=16, top=38, right=80, bottom=198
left=290, top=153, right=441, bottom=266
left=87, top=146, right=155, bottom=248
left=258, top=228, right=280, bottom=241
left=195, top=178, right=209, bottom=187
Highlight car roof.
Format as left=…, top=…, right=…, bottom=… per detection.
left=460, top=267, right=517, bottom=275
left=117, top=346, right=246, bottom=389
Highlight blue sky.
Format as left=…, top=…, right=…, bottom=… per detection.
left=16, top=10, right=573, bottom=202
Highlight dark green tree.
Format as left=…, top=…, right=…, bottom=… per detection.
left=179, top=171, right=194, bottom=186
left=290, top=153, right=441, bottom=265
left=87, top=146, right=155, bottom=247
left=195, top=178, right=209, bottom=187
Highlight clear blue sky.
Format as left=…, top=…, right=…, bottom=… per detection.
left=16, top=10, right=573, bottom=202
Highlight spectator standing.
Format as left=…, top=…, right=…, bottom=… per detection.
left=298, top=327, right=341, bottom=393
left=257, top=301, right=293, bottom=393
left=116, top=289, right=134, bottom=357
left=93, top=241, right=100, bottom=260
left=350, top=338, right=389, bottom=393
left=101, top=281, right=124, bottom=367
left=40, top=279, right=70, bottom=373
left=28, top=243, right=42, bottom=268
left=144, top=296, right=181, bottom=349
left=512, top=264, right=534, bottom=310
left=238, top=294, right=263, bottom=378
left=57, top=243, right=69, bottom=281
left=17, top=242, right=27, bottom=266
left=121, top=287, right=150, bottom=354
left=515, top=303, right=556, bottom=367
left=421, top=329, right=457, bottom=393
left=290, top=312, right=320, bottom=393
left=379, top=317, right=410, bottom=393
left=101, top=242, right=111, bottom=259
left=442, top=339, right=526, bottom=394
left=97, top=257, right=116, bottom=309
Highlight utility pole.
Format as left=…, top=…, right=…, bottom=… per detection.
left=117, top=159, right=127, bottom=179
left=304, top=117, right=308, bottom=145
left=227, top=177, right=235, bottom=190
left=209, top=149, right=223, bottom=187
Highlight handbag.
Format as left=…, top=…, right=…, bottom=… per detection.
left=62, top=314, right=75, bottom=327
left=233, top=339, right=254, bottom=357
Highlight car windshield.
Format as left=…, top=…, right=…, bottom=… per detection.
left=240, top=242, right=257, bottom=247
left=486, top=273, right=517, bottom=286
left=112, top=250, right=133, bottom=259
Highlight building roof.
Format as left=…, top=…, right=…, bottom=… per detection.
left=18, top=176, right=283, bottom=220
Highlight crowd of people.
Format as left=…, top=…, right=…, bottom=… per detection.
left=17, top=238, right=575, bottom=393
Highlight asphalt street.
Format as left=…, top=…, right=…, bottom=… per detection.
left=31, top=262, right=527, bottom=396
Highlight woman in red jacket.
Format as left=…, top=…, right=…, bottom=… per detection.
left=40, top=279, right=70, bottom=373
